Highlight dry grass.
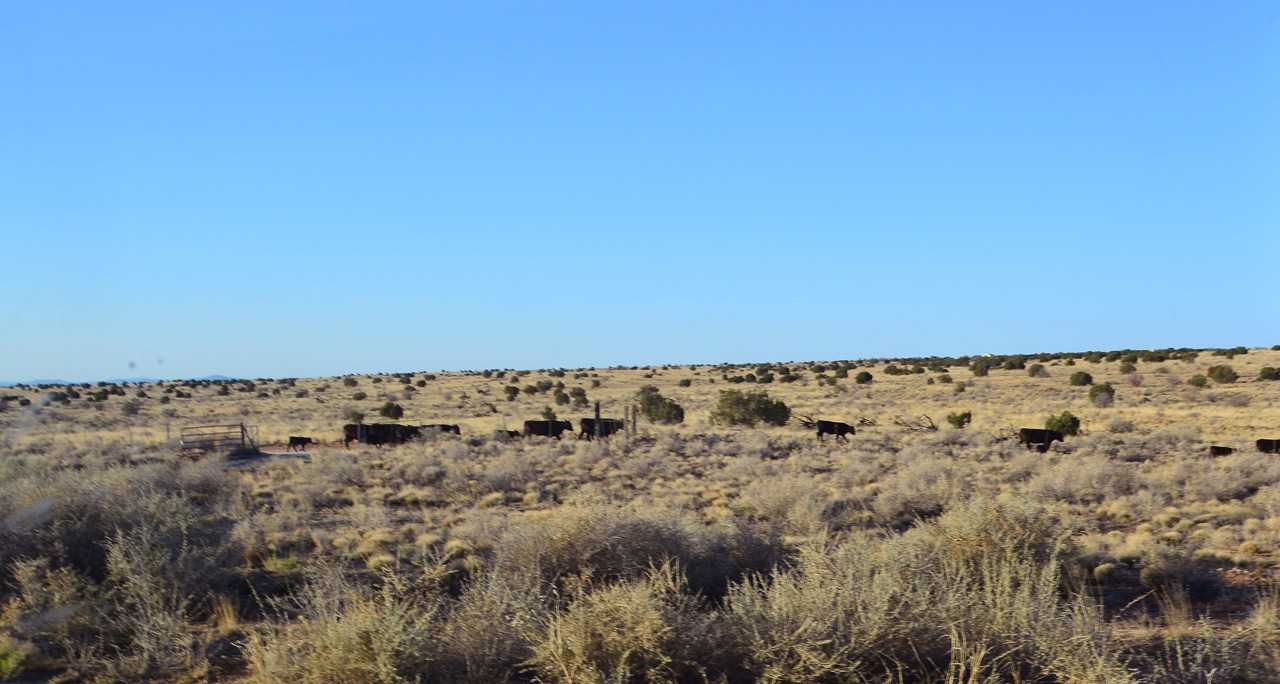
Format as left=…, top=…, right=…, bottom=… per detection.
left=2, top=347, right=1280, bottom=682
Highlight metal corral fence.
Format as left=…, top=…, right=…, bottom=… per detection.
left=180, top=423, right=259, bottom=458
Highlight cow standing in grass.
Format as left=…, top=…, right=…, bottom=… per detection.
left=795, top=414, right=856, bottom=443
left=422, top=424, right=461, bottom=435
left=1018, top=428, right=1064, bottom=451
left=287, top=436, right=312, bottom=452
left=578, top=418, right=625, bottom=440
left=523, top=419, right=573, bottom=440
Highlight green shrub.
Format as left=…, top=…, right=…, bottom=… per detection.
left=541, top=406, right=557, bottom=420
left=938, top=373, right=952, bottom=384
left=1207, top=365, right=1238, bottom=383
left=503, top=386, right=519, bottom=401
left=1118, top=362, right=1136, bottom=374
left=678, top=378, right=692, bottom=387
left=379, top=402, right=404, bottom=420
left=569, top=387, right=588, bottom=405
left=1187, top=374, right=1208, bottom=388
left=1089, top=383, right=1115, bottom=407
left=1260, top=367, right=1280, bottom=381
left=884, top=365, right=906, bottom=376
left=854, top=371, right=873, bottom=385
left=1212, top=346, right=1248, bottom=359
left=1002, top=357, right=1025, bottom=371
left=0, top=636, right=27, bottom=680
left=1045, top=411, right=1081, bottom=436
left=343, top=378, right=358, bottom=387
left=553, top=389, right=570, bottom=405
left=946, top=411, right=972, bottom=429
left=352, top=391, right=367, bottom=400
left=637, top=386, right=684, bottom=424
left=1069, top=371, right=1093, bottom=386
left=1027, top=364, right=1046, bottom=378
left=708, top=389, right=790, bottom=427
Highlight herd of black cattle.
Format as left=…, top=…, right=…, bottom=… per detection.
left=278, top=419, right=1280, bottom=456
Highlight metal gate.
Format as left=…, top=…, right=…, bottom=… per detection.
left=179, top=423, right=259, bottom=458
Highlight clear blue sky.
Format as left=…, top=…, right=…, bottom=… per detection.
left=2, top=2, right=1277, bottom=382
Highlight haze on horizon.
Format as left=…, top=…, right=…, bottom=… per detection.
left=2, top=1, right=1277, bottom=384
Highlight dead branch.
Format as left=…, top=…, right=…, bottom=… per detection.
left=892, top=414, right=937, bottom=432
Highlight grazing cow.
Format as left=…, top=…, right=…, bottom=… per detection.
left=1209, top=445, right=1235, bottom=457
left=523, top=419, right=574, bottom=440
left=287, top=436, right=313, bottom=452
left=1018, top=428, right=1065, bottom=451
left=421, top=423, right=461, bottom=435
left=1258, top=439, right=1279, bottom=454
left=342, top=424, right=359, bottom=448
left=578, top=417, right=626, bottom=440
left=795, top=414, right=856, bottom=442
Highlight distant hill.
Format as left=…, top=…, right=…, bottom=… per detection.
left=0, top=374, right=238, bottom=387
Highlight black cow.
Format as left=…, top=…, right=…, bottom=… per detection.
left=287, top=436, right=313, bottom=452
left=342, top=423, right=359, bottom=448
left=1258, top=439, right=1279, bottom=454
left=354, top=423, right=421, bottom=447
left=1018, top=428, right=1064, bottom=451
left=795, top=414, right=856, bottom=442
left=815, top=420, right=855, bottom=443
left=507, top=430, right=522, bottom=439
left=1209, top=445, right=1235, bottom=457
left=578, top=418, right=626, bottom=440
left=421, top=423, right=461, bottom=435
left=523, top=419, right=574, bottom=440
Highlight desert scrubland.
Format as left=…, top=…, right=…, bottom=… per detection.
left=2, top=347, right=1280, bottom=683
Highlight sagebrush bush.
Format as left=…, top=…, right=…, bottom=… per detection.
left=1046, top=411, right=1081, bottom=436
left=1207, top=365, right=1238, bottom=383
left=1070, top=371, right=1093, bottom=386
left=1187, top=374, right=1208, bottom=387
left=946, top=411, right=972, bottom=429
left=1260, top=367, right=1280, bottom=381
left=1090, top=383, right=1116, bottom=407
left=708, top=389, right=790, bottom=427
left=637, top=386, right=684, bottom=424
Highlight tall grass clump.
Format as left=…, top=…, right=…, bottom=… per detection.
left=526, top=562, right=712, bottom=684
left=245, top=567, right=442, bottom=684
left=724, top=498, right=1130, bottom=683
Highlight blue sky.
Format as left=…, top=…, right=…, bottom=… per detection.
left=2, top=2, right=1277, bottom=382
